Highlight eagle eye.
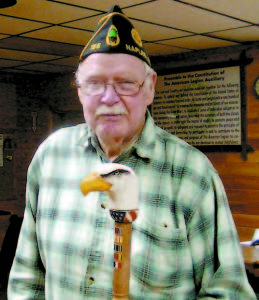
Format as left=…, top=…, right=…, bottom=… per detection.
left=112, top=171, right=120, bottom=176
left=101, top=168, right=130, bottom=178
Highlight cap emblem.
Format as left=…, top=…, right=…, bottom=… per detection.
left=106, top=25, right=120, bottom=46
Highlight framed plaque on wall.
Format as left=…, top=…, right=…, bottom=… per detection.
left=152, top=60, right=253, bottom=159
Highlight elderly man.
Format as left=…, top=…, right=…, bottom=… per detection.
left=8, top=5, right=256, bottom=300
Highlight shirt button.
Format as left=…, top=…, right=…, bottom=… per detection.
left=101, top=202, right=107, bottom=209
left=87, top=277, right=95, bottom=285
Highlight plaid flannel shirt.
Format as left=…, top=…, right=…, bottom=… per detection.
left=8, top=112, right=256, bottom=299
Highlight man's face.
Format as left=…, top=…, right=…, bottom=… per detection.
left=76, top=53, right=156, bottom=144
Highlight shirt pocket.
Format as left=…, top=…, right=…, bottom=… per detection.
left=131, top=217, right=192, bottom=292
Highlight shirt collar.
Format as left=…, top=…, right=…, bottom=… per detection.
left=133, top=110, right=157, bottom=160
left=76, top=110, right=157, bottom=160
left=77, top=124, right=93, bottom=148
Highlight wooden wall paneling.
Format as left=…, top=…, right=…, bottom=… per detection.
left=233, top=213, right=259, bottom=241
left=233, top=214, right=259, bottom=228
left=216, top=162, right=259, bottom=177
left=235, top=226, right=256, bottom=241
left=221, top=175, right=259, bottom=190
left=227, top=188, right=259, bottom=203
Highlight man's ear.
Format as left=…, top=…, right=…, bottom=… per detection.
left=146, top=72, right=157, bottom=105
left=76, top=75, right=84, bottom=105
left=77, top=84, right=84, bottom=104
left=78, top=92, right=84, bottom=105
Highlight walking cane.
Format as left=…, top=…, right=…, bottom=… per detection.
left=80, top=163, right=139, bottom=300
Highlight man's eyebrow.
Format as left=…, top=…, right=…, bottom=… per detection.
left=80, top=72, right=142, bottom=82
left=81, top=75, right=106, bottom=82
left=114, top=73, right=143, bottom=81
left=84, top=74, right=105, bottom=79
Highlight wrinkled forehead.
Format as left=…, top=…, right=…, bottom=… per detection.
left=76, top=53, right=146, bottom=79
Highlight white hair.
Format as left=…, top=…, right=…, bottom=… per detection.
left=143, top=61, right=156, bottom=86
left=144, top=61, right=155, bottom=74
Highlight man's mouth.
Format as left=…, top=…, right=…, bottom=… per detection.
left=96, top=108, right=128, bottom=116
left=98, top=113, right=124, bottom=118
left=101, top=113, right=123, bottom=116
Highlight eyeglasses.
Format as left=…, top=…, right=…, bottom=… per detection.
left=76, top=74, right=149, bottom=96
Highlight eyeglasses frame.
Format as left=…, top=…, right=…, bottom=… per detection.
left=76, top=73, right=150, bottom=96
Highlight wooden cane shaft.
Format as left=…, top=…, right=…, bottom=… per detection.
left=112, top=222, right=132, bottom=300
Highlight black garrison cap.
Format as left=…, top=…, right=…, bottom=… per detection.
left=79, top=5, right=151, bottom=66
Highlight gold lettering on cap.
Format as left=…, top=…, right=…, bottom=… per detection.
left=131, top=28, right=143, bottom=47
left=91, top=43, right=102, bottom=50
left=125, top=44, right=150, bottom=65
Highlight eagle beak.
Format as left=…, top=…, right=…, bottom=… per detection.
left=80, top=172, right=112, bottom=195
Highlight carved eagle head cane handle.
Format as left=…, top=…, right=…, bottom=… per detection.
left=80, top=163, right=139, bottom=300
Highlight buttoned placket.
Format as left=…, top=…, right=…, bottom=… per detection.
left=84, top=192, right=112, bottom=290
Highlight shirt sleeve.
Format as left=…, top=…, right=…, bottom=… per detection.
left=8, top=152, right=45, bottom=299
left=187, top=168, right=256, bottom=299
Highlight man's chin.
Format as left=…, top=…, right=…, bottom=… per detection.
left=96, top=125, right=126, bottom=140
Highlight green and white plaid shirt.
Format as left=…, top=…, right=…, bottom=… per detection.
left=8, top=112, right=256, bottom=299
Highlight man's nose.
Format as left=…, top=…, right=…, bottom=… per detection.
left=100, top=84, right=120, bottom=105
